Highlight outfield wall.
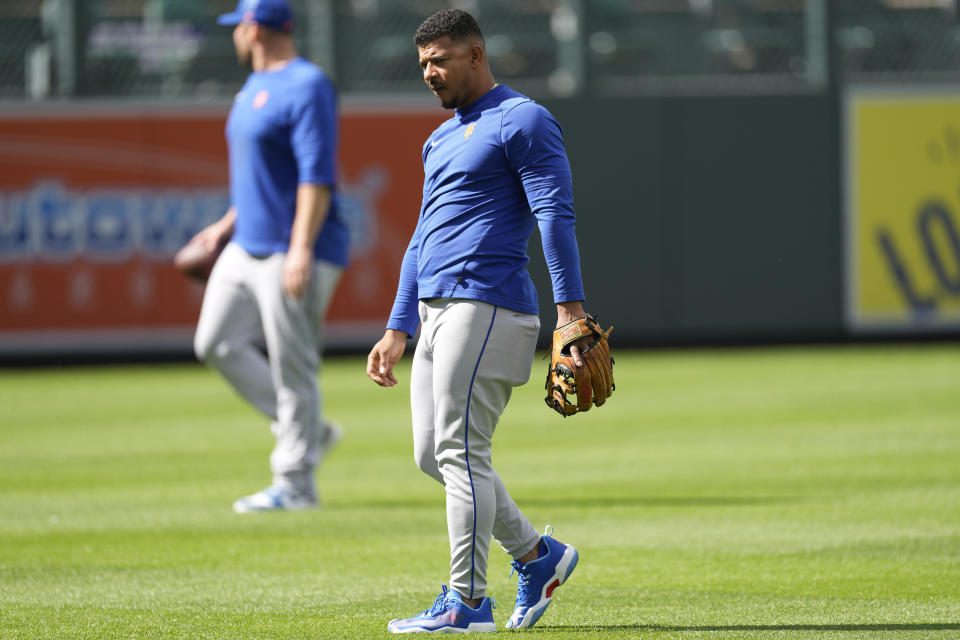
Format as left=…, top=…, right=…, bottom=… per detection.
left=534, top=93, right=844, bottom=345
left=2, top=90, right=960, bottom=357
left=534, top=88, right=960, bottom=345
left=0, top=103, right=446, bottom=356
left=844, top=88, right=960, bottom=334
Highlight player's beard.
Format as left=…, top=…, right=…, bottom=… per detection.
left=430, top=85, right=458, bottom=110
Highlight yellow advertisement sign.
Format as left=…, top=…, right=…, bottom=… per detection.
left=847, top=90, right=960, bottom=331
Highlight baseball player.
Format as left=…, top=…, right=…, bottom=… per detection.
left=367, top=9, right=588, bottom=633
left=192, top=0, right=348, bottom=513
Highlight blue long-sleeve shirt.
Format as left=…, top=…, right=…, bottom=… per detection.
left=386, top=84, right=584, bottom=336
left=226, top=57, right=348, bottom=266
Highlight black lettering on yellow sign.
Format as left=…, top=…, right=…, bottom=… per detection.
left=878, top=200, right=960, bottom=313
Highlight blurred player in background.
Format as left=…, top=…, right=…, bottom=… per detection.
left=192, top=0, right=349, bottom=513
left=367, top=8, right=584, bottom=633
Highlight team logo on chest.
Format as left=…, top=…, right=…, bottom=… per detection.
left=464, top=123, right=477, bottom=140
left=253, top=90, right=270, bottom=109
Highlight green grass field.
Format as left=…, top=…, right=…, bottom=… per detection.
left=1, top=344, right=958, bottom=639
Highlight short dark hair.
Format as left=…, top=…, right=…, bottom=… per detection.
left=414, top=9, right=484, bottom=47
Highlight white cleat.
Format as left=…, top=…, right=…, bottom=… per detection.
left=232, top=485, right=317, bottom=514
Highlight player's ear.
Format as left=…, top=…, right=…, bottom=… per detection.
left=469, top=42, right=484, bottom=68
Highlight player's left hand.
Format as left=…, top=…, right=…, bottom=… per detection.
left=546, top=302, right=615, bottom=417
left=283, top=245, right=313, bottom=299
left=556, top=301, right=590, bottom=367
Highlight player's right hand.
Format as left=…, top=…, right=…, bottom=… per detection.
left=367, top=329, right=408, bottom=387
left=191, top=207, right=236, bottom=251
left=189, top=227, right=219, bottom=253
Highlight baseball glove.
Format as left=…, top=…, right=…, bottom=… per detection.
left=544, top=315, right=614, bottom=417
left=173, top=233, right=228, bottom=283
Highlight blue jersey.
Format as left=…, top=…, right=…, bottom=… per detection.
left=226, top=57, right=348, bottom=266
left=387, top=84, right=584, bottom=336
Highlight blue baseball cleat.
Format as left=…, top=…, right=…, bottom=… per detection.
left=388, top=585, right=496, bottom=634
left=505, top=526, right=579, bottom=629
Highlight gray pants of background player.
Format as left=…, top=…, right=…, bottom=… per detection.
left=412, top=298, right=543, bottom=600
left=194, top=242, right=341, bottom=497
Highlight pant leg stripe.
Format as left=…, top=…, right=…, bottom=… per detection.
left=463, top=305, right=497, bottom=600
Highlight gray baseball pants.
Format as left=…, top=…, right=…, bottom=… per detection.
left=411, top=298, right=543, bottom=600
left=194, top=242, right=341, bottom=496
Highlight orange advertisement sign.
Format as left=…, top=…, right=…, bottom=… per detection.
left=0, top=104, right=445, bottom=355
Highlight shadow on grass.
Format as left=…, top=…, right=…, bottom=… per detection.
left=546, top=623, right=960, bottom=632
